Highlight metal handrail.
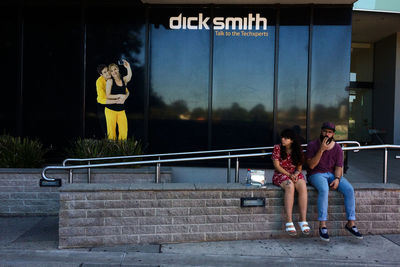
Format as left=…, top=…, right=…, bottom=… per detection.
left=62, top=141, right=361, bottom=166
left=42, top=141, right=363, bottom=183
left=62, top=146, right=275, bottom=166
left=43, top=152, right=271, bottom=183
left=60, top=141, right=360, bottom=183
left=341, top=144, right=400, bottom=184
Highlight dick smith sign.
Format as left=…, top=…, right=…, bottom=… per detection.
left=169, top=13, right=268, bottom=31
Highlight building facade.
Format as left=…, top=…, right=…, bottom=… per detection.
left=1, top=0, right=358, bottom=159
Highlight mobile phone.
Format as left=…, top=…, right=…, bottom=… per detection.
left=326, top=137, right=334, bottom=145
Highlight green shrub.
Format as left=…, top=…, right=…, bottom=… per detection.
left=0, top=135, right=48, bottom=168
left=106, top=138, right=143, bottom=157
left=65, top=138, right=108, bottom=159
left=65, top=138, right=144, bottom=166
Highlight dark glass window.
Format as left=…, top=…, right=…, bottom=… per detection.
left=0, top=6, right=18, bottom=135
left=277, top=7, right=309, bottom=143
left=22, top=5, right=81, bottom=159
left=149, top=7, right=210, bottom=153
left=310, top=7, right=351, bottom=140
left=3, top=2, right=354, bottom=163
left=212, top=7, right=276, bottom=149
left=86, top=4, right=146, bottom=142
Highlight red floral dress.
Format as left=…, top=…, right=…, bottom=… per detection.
left=271, top=144, right=305, bottom=186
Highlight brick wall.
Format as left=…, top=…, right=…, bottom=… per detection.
left=58, top=183, right=400, bottom=248
left=0, top=168, right=171, bottom=216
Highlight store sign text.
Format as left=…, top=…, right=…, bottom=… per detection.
left=169, top=13, right=267, bottom=31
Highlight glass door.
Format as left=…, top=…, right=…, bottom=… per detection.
left=349, top=88, right=373, bottom=143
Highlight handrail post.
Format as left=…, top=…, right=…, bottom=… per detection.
left=383, top=148, right=388, bottom=184
left=88, top=160, right=91, bottom=184
left=227, top=152, right=231, bottom=183
left=235, top=158, right=239, bottom=183
left=155, top=157, right=161, bottom=183
left=69, top=169, right=73, bottom=184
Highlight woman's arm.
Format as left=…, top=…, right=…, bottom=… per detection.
left=122, top=90, right=130, bottom=103
left=122, top=60, right=132, bottom=84
left=292, top=164, right=302, bottom=179
left=273, top=160, right=292, bottom=177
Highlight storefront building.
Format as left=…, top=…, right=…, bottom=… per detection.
left=350, top=0, right=400, bottom=145
left=1, top=0, right=358, bottom=158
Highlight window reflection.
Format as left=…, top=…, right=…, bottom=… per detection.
left=212, top=7, right=276, bottom=149
left=277, top=8, right=309, bottom=143
left=310, top=25, right=351, bottom=140
left=149, top=8, right=210, bottom=152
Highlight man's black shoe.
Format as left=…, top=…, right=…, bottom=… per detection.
left=345, top=224, right=363, bottom=239
left=319, top=227, right=330, bottom=242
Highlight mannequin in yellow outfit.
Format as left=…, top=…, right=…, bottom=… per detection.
left=106, top=60, right=132, bottom=140
left=96, top=64, right=128, bottom=138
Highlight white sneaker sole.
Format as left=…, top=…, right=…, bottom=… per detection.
left=319, top=236, right=330, bottom=242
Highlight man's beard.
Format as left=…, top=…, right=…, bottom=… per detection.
left=320, top=134, right=334, bottom=144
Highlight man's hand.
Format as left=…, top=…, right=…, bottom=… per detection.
left=320, top=137, right=330, bottom=152
left=329, top=178, right=340, bottom=190
left=115, top=94, right=127, bottom=104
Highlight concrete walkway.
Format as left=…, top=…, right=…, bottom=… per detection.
left=1, top=216, right=400, bottom=266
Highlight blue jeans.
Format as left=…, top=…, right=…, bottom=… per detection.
left=308, top=172, right=356, bottom=221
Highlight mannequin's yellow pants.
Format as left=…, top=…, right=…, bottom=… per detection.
left=104, top=107, right=128, bottom=140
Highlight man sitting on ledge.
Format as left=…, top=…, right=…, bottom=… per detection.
left=306, top=122, right=363, bottom=242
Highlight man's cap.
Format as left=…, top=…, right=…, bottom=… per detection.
left=321, top=122, right=335, bottom=132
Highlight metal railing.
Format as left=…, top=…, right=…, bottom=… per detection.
left=59, top=141, right=361, bottom=184
left=62, top=145, right=276, bottom=184
left=339, top=144, right=400, bottom=184
left=42, top=141, right=363, bottom=184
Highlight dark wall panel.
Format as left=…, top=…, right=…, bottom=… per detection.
left=0, top=6, right=18, bottom=135
left=22, top=5, right=81, bottom=159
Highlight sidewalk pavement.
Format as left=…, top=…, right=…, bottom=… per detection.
left=1, top=216, right=400, bottom=266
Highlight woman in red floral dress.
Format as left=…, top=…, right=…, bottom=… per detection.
left=272, top=129, right=310, bottom=236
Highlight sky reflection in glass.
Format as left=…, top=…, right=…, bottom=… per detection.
left=310, top=25, right=351, bottom=139
left=151, top=25, right=210, bottom=113
left=277, top=25, right=308, bottom=137
left=213, top=27, right=275, bottom=113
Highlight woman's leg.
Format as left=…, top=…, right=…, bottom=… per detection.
left=116, top=110, right=128, bottom=140
left=295, top=179, right=308, bottom=222
left=105, top=108, right=117, bottom=140
left=280, top=180, right=295, bottom=222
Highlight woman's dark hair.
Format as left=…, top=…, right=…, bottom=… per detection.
left=280, top=128, right=304, bottom=166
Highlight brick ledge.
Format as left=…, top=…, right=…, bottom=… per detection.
left=59, top=182, right=400, bottom=192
